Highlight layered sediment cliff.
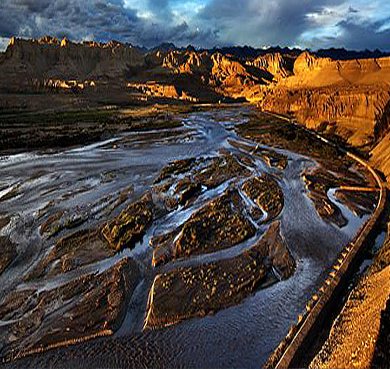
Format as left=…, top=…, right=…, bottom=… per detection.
left=259, top=51, right=390, bottom=150
left=1, top=36, right=390, bottom=151
left=0, top=36, right=145, bottom=92
left=246, top=52, right=293, bottom=79
left=261, top=86, right=390, bottom=147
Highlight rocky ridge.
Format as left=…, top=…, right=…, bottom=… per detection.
left=0, top=36, right=144, bottom=93
left=2, top=37, right=390, bottom=148
left=246, top=52, right=292, bottom=79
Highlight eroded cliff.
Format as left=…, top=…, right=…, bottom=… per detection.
left=1, top=36, right=390, bottom=152
left=0, top=36, right=145, bottom=93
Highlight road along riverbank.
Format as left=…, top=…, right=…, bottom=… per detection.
left=264, top=111, right=387, bottom=369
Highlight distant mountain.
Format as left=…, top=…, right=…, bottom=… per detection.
left=315, top=47, right=390, bottom=60
left=150, top=42, right=179, bottom=53
left=203, top=45, right=303, bottom=60
left=149, top=44, right=390, bottom=61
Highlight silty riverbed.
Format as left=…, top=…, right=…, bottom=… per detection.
left=0, top=106, right=376, bottom=368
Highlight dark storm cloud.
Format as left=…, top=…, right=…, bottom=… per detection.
left=194, top=0, right=390, bottom=50
left=14, top=0, right=51, bottom=13
left=147, top=0, right=170, bottom=18
left=197, top=0, right=342, bottom=46
left=0, top=0, right=389, bottom=50
left=302, top=12, right=390, bottom=51
left=0, top=13, right=20, bottom=37
left=348, top=6, right=359, bottom=14
left=335, top=17, right=390, bottom=50
left=0, top=0, right=217, bottom=48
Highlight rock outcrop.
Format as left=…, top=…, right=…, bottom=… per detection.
left=0, top=36, right=145, bottom=92
left=162, top=50, right=211, bottom=74
left=280, top=51, right=390, bottom=88
left=261, top=86, right=390, bottom=147
left=209, top=52, right=261, bottom=96
left=258, top=51, right=390, bottom=147
left=156, top=49, right=265, bottom=100
left=370, top=131, right=390, bottom=178
left=247, top=52, right=292, bottom=79
left=293, top=51, right=333, bottom=74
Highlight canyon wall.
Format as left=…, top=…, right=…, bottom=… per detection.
left=261, top=87, right=390, bottom=147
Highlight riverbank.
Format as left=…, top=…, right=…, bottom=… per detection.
left=310, top=247, right=390, bottom=368
left=0, top=102, right=222, bottom=154
left=309, top=197, right=390, bottom=368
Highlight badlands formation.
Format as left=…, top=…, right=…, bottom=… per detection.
left=1, top=37, right=390, bottom=145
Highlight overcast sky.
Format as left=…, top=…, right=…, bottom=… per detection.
left=0, top=0, right=389, bottom=51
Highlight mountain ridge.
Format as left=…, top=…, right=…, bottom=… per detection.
left=1, top=36, right=390, bottom=158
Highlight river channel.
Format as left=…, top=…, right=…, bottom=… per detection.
left=0, top=106, right=373, bottom=368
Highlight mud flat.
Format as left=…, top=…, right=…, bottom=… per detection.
left=303, top=170, right=348, bottom=227
left=253, top=147, right=288, bottom=169
left=303, top=168, right=377, bottom=226
left=334, top=189, right=377, bottom=218
left=151, top=188, right=256, bottom=266
left=0, top=106, right=374, bottom=369
left=228, top=139, right=288, bottom=170
left=154, top=158, right=198, bottom=184
left=0, top=258, right=140, bottom=362
left=154, top=153, right=252, bottom=190
left=0, top=217, right=15, bottom=276
left=235, top=113, right=347, bottom=169
left=193, top=153, right=252, bottom=189
left=0, top=237, right=17, bottom=277
left=25, top=227, right=115, bottom=281
left=0, top=105, right=190, bottom=154
left=102, top=193, right=160, bottom=251
left=145, top=222, right=294, bottom=329
left=152, top=153, right=252, bottom=210
left=242, top=175, right=284, bottom=221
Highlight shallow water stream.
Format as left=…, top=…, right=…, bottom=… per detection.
left=0, top=106, right=371, bottom=368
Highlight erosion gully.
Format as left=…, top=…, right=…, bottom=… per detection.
left=0, top=106, right=372, bottom=368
